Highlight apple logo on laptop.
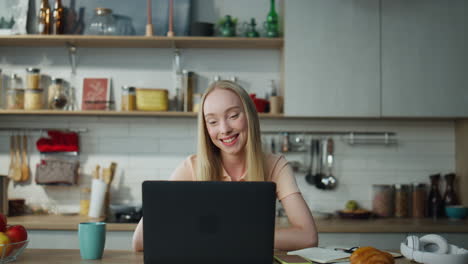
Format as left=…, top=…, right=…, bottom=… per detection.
left=199, top=215, right=218, bottom=234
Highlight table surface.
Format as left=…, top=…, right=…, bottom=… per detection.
left=14, top=249, right=413, bottom=264
left=9, top=214, right=468, bottom=233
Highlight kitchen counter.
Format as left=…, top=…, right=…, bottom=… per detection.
left=15, top=249, right=413, bottom=263
left=8, top=214, right=468, bottom=233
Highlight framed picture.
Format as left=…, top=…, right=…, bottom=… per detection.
left=82, top=78, right=111, bottom=110
left=0, top=0, right=28, bottom=35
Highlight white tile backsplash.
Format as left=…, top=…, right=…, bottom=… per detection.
left=1, top=116, right=455, bottom=214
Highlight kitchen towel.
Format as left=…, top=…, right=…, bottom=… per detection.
left=35, top=159, right=79, bottom=185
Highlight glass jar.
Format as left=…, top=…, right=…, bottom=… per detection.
left=9, top=73, right=22, bottom=90
left=80, top=187, right=91, bottom=216
left=412, top=183, right=427, bottom=218
left=48, top=78, right=67, bottom=109
left=121, top=86, right=136, bottom=111
left=86, top=8, right=116, bottom=35
left=6, top=89, right=25, bottom=110
left=25, top=88, right=44, bottom=110
left=394, top=184, right=410, bottom=218
left=372, top=184, right=394, bottom=217
left=26, top=68, right=41, bottom=89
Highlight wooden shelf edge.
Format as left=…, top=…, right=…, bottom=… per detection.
left=0, top=35, right=283, bottom=49
left=0, top=110, right=285, bottom=119
left=1, top=110, right=466, bottom=120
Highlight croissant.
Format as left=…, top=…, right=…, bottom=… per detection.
left=350, top=246, right=394, bottom=264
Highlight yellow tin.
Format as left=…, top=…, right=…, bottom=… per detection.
left=136, top=88, right=169, bottom=111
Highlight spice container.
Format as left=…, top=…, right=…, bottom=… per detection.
left=121, top=86, right=136, bottom=111
left=412, top=183, right=426, bottom=218
left=25, top=88, right=44, bottom=110
left=372, top=184, right=394, bottom=217
left=394, top=184, right=410, bottom=218
left=183, top=70, right=195, bottom=112
left=80, top=187, right=91, bottom=216
left=48, top=78, right=67, bottom=109
left=428, top=173, right=444, bottom=219
left=26, top=68, right=41, bottom=89
left=7, top=89, right=25, bottom=109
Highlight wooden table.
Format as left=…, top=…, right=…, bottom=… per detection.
left=15, top=249, right=413, bottom=263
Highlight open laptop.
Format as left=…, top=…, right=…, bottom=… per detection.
left=142, top=181, right=276, bottom=264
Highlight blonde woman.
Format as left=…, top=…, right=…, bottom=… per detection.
left=132, top=80, right=318, bottom=252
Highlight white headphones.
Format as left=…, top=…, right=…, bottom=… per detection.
left=400, top=234, right=468, bottom=264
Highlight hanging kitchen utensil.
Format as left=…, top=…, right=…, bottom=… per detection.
left=13, top=134, right=23, bottom=182
left=305, top=139, right=315, bottom=185
left=322, top=138, right=337, bottom=189
left=21, top=134, right=30, bottom=182
left=8, top=135, right=15, bottom=179
left=314, top=139, right=327, bottom=189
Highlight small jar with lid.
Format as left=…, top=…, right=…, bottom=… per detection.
left=372, top=184, right=394, bottom=217
left=25, top=89, right=44, bottom=110
left=412, top=183, right=426, bottom=218
left=48, top=78, right=68, bottom=109
left=7, top=89, right=25, bottom=110
left=121, top=86, right=136, bottom=111
left=394, top=184, right=410, bottom=218
left=26, top=68, right=41, bottom=89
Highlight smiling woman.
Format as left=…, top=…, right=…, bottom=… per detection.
left=132, top=80, right=318, bottom=252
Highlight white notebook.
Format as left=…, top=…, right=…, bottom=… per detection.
left=288, top=247, right=351, bottom=263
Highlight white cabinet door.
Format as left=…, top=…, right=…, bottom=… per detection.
left=382, top=0, right=468, bottom=117
left=284, top=0, right=380, bottom=117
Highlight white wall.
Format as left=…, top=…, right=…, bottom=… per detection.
left=0, top=116, right=455, bottom=214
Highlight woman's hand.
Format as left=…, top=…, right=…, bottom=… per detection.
left=274, top=193, right=318, bottom=251
left=132, top=217, right=144, bottom=252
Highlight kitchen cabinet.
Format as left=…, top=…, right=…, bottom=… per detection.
left=381, top=0, right=468, bottom=117
left=284, top=0, right=380, bottom=117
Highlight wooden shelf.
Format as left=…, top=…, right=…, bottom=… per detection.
left=0, top=109, right=285, bottom=119
left=0, top=35, right=283, bottom=49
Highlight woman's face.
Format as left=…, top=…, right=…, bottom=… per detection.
left=203, top=88, right=248, bottom=157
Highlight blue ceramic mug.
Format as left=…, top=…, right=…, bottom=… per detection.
left=78, top=222, right=106, bottom=259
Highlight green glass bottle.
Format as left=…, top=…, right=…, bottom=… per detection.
left=265, top=0, right=279, bottom=37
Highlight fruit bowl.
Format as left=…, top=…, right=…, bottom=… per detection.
left=0, top=240, right=29, bottom=263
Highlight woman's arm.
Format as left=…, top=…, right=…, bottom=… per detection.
left=131, top=156, right=195, bottom=251
left=274, top=193, right=318, bottom=251
left=132, top=217, right=144, bottom=252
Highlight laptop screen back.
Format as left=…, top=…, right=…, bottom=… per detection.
left=142, top=181, right=276, bottom=264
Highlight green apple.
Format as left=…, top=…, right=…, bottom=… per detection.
left=345, top=200, right=359, bottom=211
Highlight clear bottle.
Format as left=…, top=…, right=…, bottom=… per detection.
left=86, top=8, right=116, bottom=35
left=52, top=0, right=64, bottom=34
left=173, top=50, right=183, bottom=111
left=38, top=0, right=51, bottom=34
left=48, top=78, right=64, bottom=109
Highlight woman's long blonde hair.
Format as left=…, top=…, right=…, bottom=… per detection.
left=196, top=80, right=266, bottom=182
